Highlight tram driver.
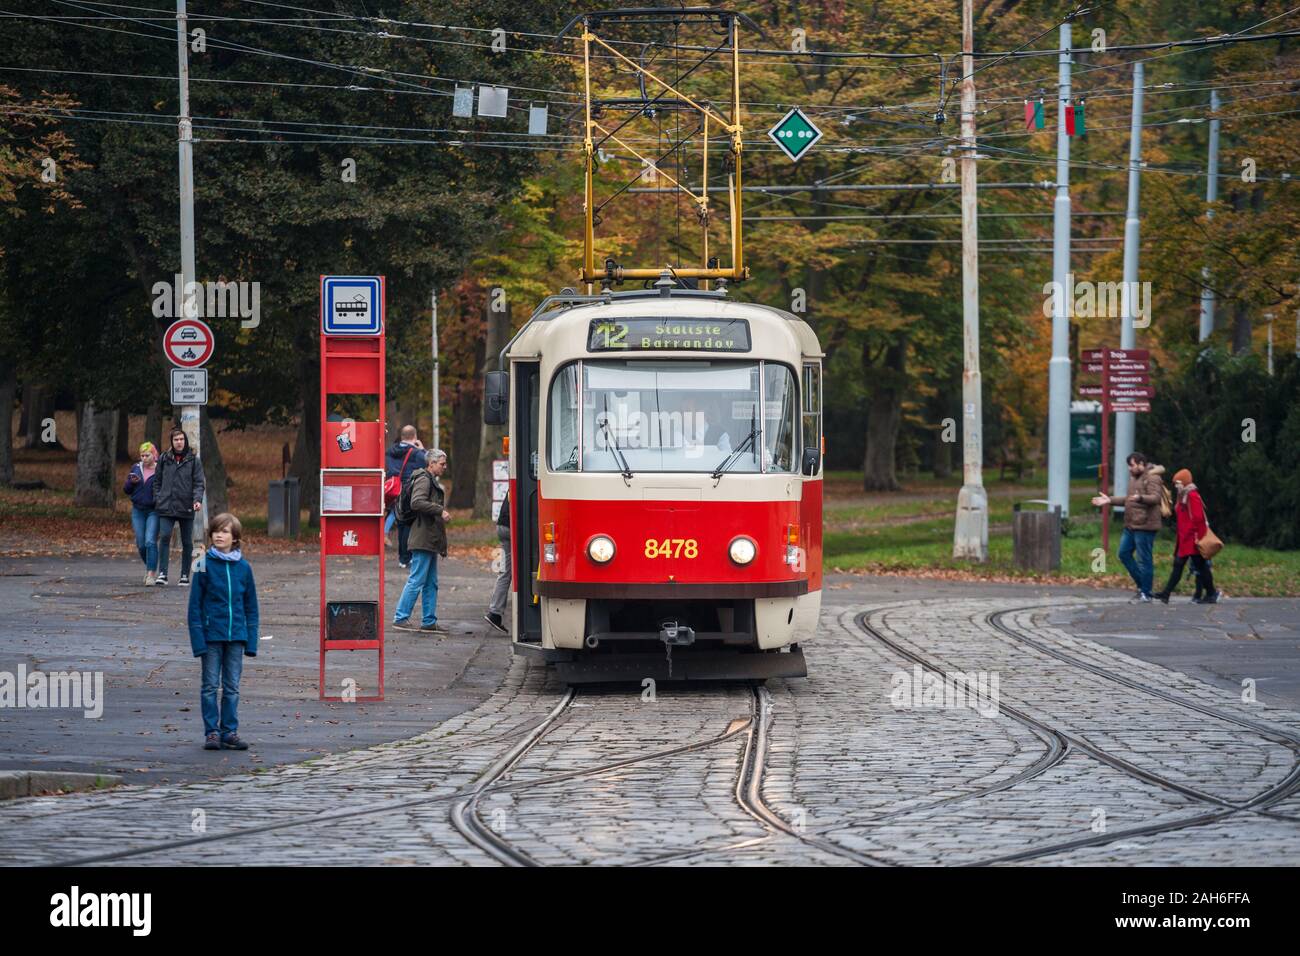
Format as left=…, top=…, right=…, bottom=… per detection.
left=681, top=393, right=731, bottom=458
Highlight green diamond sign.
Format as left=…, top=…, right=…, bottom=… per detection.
left=768, top=107, right=822, bottom=162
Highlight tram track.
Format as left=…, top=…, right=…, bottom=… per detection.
left=851, top=603, right=1300, bottom=865
left=31, top=598, right=1300, bottom=867
left=48, top=683, right=754, bottom=866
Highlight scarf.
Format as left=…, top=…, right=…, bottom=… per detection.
left=1177, top=482, right=1197, bottom=506
left=207, top=546, right=243, bottom=562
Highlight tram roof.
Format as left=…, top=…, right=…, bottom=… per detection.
left=506, top=287, right=823, bottom=364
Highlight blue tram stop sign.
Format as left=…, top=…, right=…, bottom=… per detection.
left=321, top=275, right=383, bottom=335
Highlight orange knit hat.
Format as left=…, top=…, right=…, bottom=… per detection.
left=1173, top=468, right=1193, bottom=485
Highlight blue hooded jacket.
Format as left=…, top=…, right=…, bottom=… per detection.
left=123, top=463, right=157, bottom=509
left=187, top=548, right=260, bottom=657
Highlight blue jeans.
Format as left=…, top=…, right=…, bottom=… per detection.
left=1118, top=528, right=1157, bottom=596
left=394, top=550, right=438, bottom=627
left=200, top=641, right=245, bottom=738
left=384, top=512, right=412, bottom=564
left=156, top=513, right=194, bottom=578
left=131, top=507, right=158, bottom=571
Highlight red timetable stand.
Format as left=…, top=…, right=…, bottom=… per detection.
left=319, top=276, right=385, bottom=701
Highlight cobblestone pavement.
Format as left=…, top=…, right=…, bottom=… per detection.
left=2, top=596, right=1298, bottom=866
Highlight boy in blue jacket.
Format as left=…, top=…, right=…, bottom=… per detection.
left=187, top=513, right=259, bottom=751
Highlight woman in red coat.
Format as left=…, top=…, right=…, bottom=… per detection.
left=1155, top=468, right=1220, bottom=604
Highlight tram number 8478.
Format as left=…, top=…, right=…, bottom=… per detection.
left=644, top=538, right=699, bottom=559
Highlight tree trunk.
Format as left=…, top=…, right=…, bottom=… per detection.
left=288, top=331, right=321, bottom=527
left=289, top=407, right=320, bottom=528
left=933, top=423, right=953, bottom=480
left=74, top=401, right=118, bottom=508
left=390, top=396, right=419, bottom=448
left=115, top=410, right=132, bottom=462
left=0, top=361, right=15, bottom=485
left=473, top=304, right=510, bottom=518
left=447, top=304, right=486, bottom=509
left=931, top=388, right=955, bottom=480
left=862, top=341, right=906, bottom=492
left=199, top=407, right=230, bottom=517
left=1232, top=301, right=1251, bottom=355
left=144, top=403, right=163, bottom=454
left=21, top=384, right=60, bottom=450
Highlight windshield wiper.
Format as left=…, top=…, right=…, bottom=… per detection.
left=712, top=404, right=759, bottom=482
left=601, top=395, right=634, bottom=482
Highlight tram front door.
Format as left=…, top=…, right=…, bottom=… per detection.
left=513, top=362, right=542, bottom=644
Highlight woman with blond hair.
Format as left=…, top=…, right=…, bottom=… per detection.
left=124, top=441, right=160, bottom=585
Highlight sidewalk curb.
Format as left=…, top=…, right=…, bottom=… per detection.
left=0, top=770, right=123, bottom=801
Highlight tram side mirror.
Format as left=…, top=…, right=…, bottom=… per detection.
left=801, top=445, right=821, bottom=476
left=483, top=371, right=509, bottom=426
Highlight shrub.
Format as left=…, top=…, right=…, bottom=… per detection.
left=1142, top=350, right=1300, bottom=549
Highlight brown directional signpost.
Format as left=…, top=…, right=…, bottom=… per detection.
left=1079, top=348, right=1152, bottom=550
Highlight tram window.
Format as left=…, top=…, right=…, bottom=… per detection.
left=762, top=365, right=798, bottom=473
left=580, top=360, right=763, bottom=473
left=802, top=362, right=822, bottom=454
left=548, top=363, right=580, bottom=471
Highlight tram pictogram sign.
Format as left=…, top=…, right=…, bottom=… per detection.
left=321, top=276, right=383, bottom=336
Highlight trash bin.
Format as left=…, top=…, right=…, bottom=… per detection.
left=268, top=477, right=300, bottom=538
left=1012, top=500, right=1061, bottom=571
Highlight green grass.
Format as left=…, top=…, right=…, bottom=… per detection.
left=822, top=474, right=1300, bottom=596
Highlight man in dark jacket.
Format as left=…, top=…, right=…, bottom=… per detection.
left=384, top=425, right=427, bottom=567
left=393, top=449, right=449, bottom=633
left=1094, top=452, right=1165, bottom=602
left=154, top=428, right=206, bottom=586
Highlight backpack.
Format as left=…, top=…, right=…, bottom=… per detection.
left=395, top=469, right=420, bottom=525
left=1158, top=481, right=1173, bottom=519
left=384, top=446, right=416, bottom=506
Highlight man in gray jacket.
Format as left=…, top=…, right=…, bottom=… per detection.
left=154, top=428, right=206, bottom=586
left=393, top=449, right=450, bottom=633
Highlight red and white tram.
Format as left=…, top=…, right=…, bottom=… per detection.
left=484, top=273, right=823, bottom=682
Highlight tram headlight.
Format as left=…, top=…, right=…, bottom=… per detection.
left=587, top=534, right=616, bottom=564
left=729, top=536, right=757, bottom=565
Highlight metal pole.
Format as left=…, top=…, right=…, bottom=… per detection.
left=1198, top=89, right=1220, bottom=342
left=1047, top=22, right=1073, bottom=518
left=1266, top=312, right=1275, bottom=375
left=953, top=0, right=987, bottom=561
left=430, top=288, right=439, bottom=449
left=1113, top=62, right=1143, bottom=500
left=177, top=0, right=205, bottom=573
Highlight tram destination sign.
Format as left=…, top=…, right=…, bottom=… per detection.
left=588, top=318, right=751, bottom=353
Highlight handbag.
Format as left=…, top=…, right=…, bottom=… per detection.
left=1197, top=526, right=1223, bottom=560
left=383, top=447, right=416, bottom=505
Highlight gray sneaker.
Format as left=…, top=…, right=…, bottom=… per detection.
left=392, top=618, right=420, bottom=631
left=420, top=622, right=450, bottom=634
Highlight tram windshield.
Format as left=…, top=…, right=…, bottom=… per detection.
left=548, top=359, right=798, bottom=474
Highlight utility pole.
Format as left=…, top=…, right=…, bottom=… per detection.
left=953, top=0, right=988, bottom=561
left=430, top=288, right=439, bottom=449
left=1047, top=21, right=1073, bottom=518
left=176, top=0, right=206, bottom=572
left=1198, top=89, right=1221, bottom=342
left=1113, top=62, right=1144, bottom=500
